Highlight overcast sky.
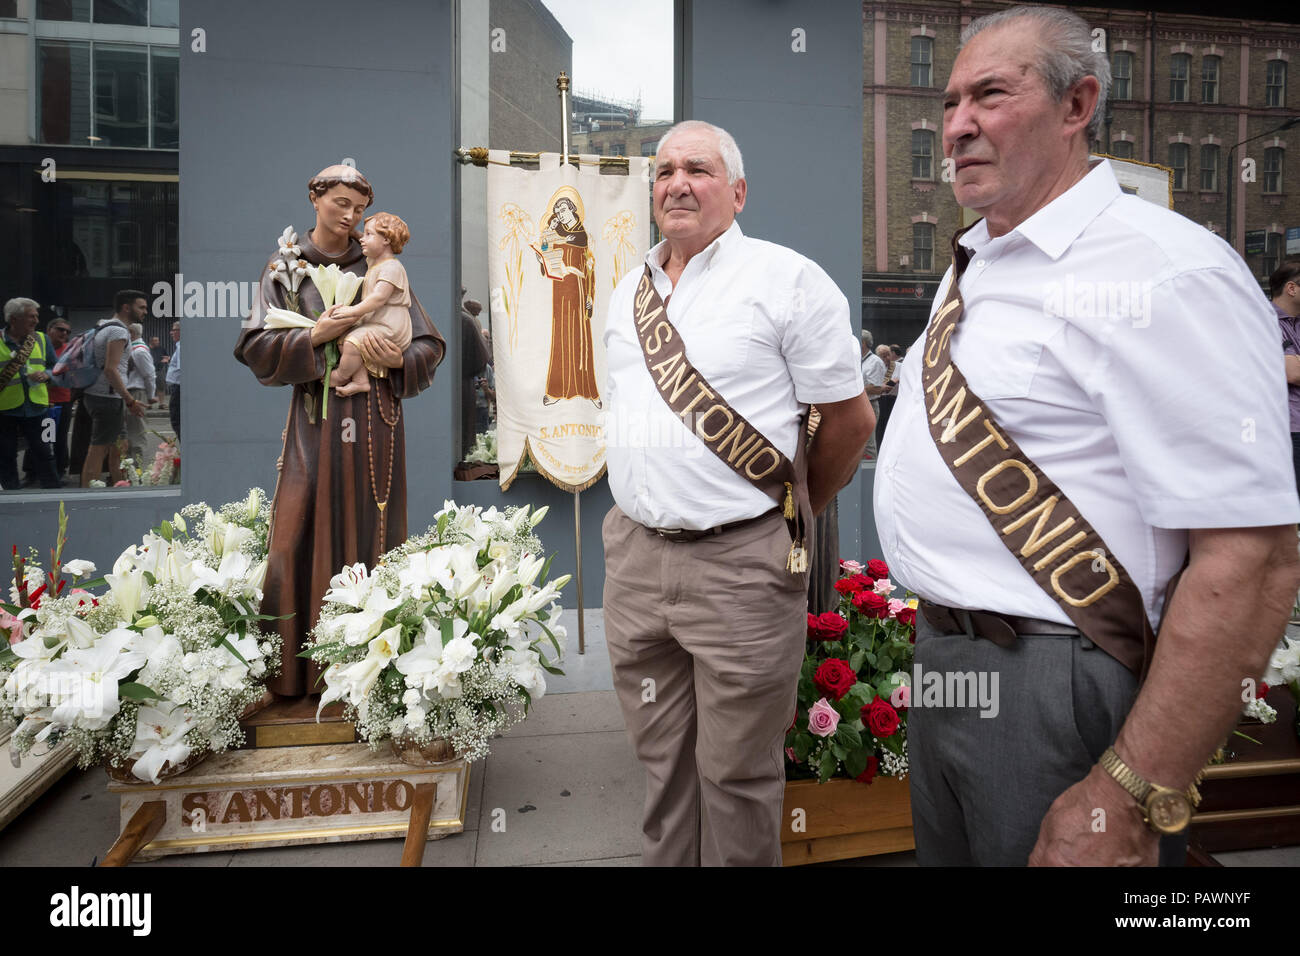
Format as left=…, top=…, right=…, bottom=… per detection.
left=541, top=0, right=675, bottom=123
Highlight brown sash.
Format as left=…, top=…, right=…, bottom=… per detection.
left=921, top=226, right=1159, bottom=677
left=632, top=264, right=810, bottom=573
left=0, top=333, right=37, bottom=392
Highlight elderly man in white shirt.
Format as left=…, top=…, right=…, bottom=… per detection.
left=876, top=5, right=1300, bottom=867
left=603, top=120, right=873, bottom=866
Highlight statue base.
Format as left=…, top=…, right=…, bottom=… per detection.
left=104, top=742, right=468, bottom=862
left=239, top=696, right=357, bottom=748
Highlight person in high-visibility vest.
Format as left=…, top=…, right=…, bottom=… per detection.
left=0, top=297, right=60, bottom=490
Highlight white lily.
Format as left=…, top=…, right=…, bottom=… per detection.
left=426, top=663, right=463, bottom=699
left=222, top=522, right=254, bottom=558
left=517, top=553, right=545, bottom=589
left=190, top=549, right=253, bottom=596
left=104, top=565, right=148, bottom=621
left=489, top=569, right=519, bottom=606
left=529, top=505, right=550, bottom=527
left=308, top=263, right=342, bottom=310
left=43, top=630, right=147, bottom=730
left=398, top=549, right=455, bottom=594
left=204, top=514, right=229, bottom=557
left=244, top=488, right=263, bottom=521
left=130, top=702, right=197, bottom=784
left=334, top=269, right=363, bottom=307
left=60, top=559, right=96, bottom=579
left=324, top=563, right=373, bottom=607
left=368, top=624, right=403, bottom=665
left=263, top=307, right=316, bottom=329
left=171, top=512, right=187, bottom=534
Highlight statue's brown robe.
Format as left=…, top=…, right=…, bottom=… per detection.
left=235, top=230, right=445, bottom=696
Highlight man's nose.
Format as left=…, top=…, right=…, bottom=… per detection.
left=943, top=98, right=978, bottom=152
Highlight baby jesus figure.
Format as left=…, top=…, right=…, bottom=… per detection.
left=325, top=212, right=413, bottom=396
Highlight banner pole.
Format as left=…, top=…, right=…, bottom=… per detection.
left=574, top=488, right=585, bottom=655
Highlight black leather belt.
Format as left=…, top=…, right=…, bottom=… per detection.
left=919, top=600, right=1080, bottom=649
left=648, top=507, right=780, bottom=542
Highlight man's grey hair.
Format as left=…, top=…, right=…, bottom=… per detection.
left=861, top=329, right=875, bottom=349
left=960, top=5, right=1110, bottom=141
left=4, top=297, right=39, bottom=323
left=655, top=120, right=745, bottom=184
left=129, top=323, right=144, bottom=339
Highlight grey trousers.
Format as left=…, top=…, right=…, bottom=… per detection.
left=865, top=397, right=880, bottom=458
left=908, top=611, right=1145, bottom=865
left=602, top=505, right=808, bottom=866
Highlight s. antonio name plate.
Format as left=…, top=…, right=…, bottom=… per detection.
left=107, top=742, right=468, bottom=860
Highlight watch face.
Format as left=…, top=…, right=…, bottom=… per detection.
left=1147, top=791, right=1192, bottom=834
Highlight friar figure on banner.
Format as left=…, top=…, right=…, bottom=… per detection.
left=533, top=188, right=600, bottom=408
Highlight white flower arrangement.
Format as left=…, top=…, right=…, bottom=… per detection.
left=307, top=500, right=568, bottom=762
left=0, top=489, right=282, bottom=783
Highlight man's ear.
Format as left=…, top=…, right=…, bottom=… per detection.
left=733, top=177, right=748, bottom=214
left=1064, top=75, right=1101, bottom=139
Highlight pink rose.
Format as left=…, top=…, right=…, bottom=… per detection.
left=807, top=698, right=840, bottom=738
left=839, top=559, right=864, bottom=574
left=873, top=577, right=895, bottom=596
left=887, top=598, right=906, bottom=618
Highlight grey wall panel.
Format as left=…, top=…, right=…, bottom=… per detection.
left=684, top=0, right=868, bottom=564
left=180, top=0, right=457, bottom=527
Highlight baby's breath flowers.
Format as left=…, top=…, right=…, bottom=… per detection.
left=307, top=501, right=567, bottom=762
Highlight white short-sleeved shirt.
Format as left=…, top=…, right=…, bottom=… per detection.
left=861, top=351, right=887, bottom=389
left=875, top=160, right=1300, bottom=630
left=604, top=222, right=862, bottom=530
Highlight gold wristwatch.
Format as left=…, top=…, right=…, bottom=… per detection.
left=1099, top=747, right=1203, bottom=836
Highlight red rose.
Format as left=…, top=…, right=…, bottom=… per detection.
left=1259, top=682, right=1269, bottom=699
left=863, top=696, right=900, bottom=738
left=855, top=755, right=879, bottom=785
left=852, top=591, right=889, bottom=618
left=808, top=612, right=848, bottom=642
left=866, top=559, right=890, bottom=579
left=814, top=658, right=857, bottom=701
left=834, top=574, right=874, bottom=595
left=895, top=607, right=916, bottom=628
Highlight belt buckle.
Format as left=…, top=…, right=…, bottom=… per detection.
left=654, top=527, right=684, bottom=539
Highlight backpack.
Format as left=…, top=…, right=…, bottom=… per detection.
left=50, top=320, right=124, bottom=389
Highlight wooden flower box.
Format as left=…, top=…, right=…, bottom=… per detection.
left=781, top=775, right=915, bottom=866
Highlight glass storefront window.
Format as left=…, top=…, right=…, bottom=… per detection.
left=93, top=45, right=150, bottom=148
left=150, top=0, right=179, bottom=27
left=152, top=47, right=179, bottom=148
left=93, top=0, right=147, bottom=26
left=37, top=40, right=91, bottom=145
left=37, top=0, right=90, bottom=21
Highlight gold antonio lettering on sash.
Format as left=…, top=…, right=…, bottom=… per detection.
left=1051, top=550, right=1120, bottom=607
left=743, top=446, right=780, bottom=479
left=695, top=404, right=734, bottom=441
left=975, top=459, right=1037, bottom=514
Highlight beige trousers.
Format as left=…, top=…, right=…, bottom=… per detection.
left=602, top=505, right=808, bottom=866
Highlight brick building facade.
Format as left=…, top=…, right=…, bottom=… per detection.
left=863, top=0, right=1300, bottom=346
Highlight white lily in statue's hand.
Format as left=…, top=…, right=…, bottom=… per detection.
left=334, top=269, right=363, bottom=309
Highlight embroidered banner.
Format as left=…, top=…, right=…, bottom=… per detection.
left=487, top=151, right=651, bottom=491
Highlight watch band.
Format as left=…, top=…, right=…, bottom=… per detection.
left=1100, top=746, right=1203, bottom=808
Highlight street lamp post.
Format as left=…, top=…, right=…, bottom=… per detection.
left=1224, top=116, right=1300, bottom=250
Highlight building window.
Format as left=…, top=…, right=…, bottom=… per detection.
left=38, top=0, right=90, bottom=20
left=1263, top=147, right=1284, bottom=194
left=1169, top=143, right=1188, bottom=191
left=0, top=0, right=17, bottom=16
left=1112, top=51, right=1133, bottom=101
left=37, top=39, right=91, bottom=144
left=1110, top=140, right=1134, bottom=159
left=94, top=0, right=146, bottom=25
left=1200, top=144, right=1219, bottom=192
left=1170, top=54, right=1189, bottom=102
left=1202, top=55, right=1219, bottom=104
left=1263, top=231, right=1283, bottom=279
left=910, top=36, right=933, bottom=88
left=911, top=129, right=934, bottom=179
left=150, top=0, right=178, bottom=27
left=1266, top=60, right=1287, bottom=108
left=610, top=142, right=626, bottom=156
left=913, top=222, right=934, bottom=272
left=640, top=140, right=656, bottom=156
left=94, top=45, right=149, bottom=148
